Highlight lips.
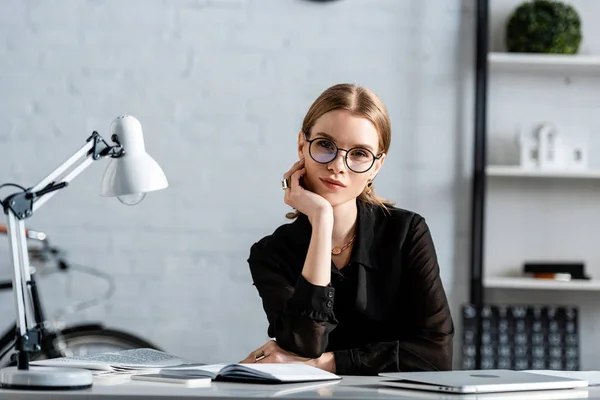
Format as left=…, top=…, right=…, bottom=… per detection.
left=320, top=178, right=345, bottom=188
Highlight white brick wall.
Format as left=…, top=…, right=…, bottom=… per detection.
left=0, top=0, right=475, bottom=365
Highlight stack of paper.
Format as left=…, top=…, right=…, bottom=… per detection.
left=31, top=348, right=198, bottom=377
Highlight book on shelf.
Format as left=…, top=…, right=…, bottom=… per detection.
left=30, top=348, right=342, bottom=384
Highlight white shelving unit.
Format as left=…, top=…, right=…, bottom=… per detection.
left=485, top=51, right=600, bottom=298
left=488, top=52, right=600, bottom=73
left=472, top=3, right=600, bottom=371
left=484, top=277, right=600, bottom=291
left=486, top=165, right=600, bottom=179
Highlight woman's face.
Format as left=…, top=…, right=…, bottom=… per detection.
left=298, top=109, right=385, bottom=207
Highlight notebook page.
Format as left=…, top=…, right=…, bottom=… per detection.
left=162, top=364, right=227, bottom=378
left=222, top=363, right=341, bottom=382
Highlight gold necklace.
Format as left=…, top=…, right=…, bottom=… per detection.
left=332, top=234, right=356, bottom=255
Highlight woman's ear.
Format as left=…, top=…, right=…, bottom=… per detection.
left=297, top=131, right=305, bottom=159
left=371, top=153, right=386, bottom=179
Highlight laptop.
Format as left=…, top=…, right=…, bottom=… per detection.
left=378, top=369, right=589, bottom=394
left=377, top=387, right=590, bottom=400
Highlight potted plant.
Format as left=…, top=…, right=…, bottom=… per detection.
left=505, top=0, right=582, bottom=54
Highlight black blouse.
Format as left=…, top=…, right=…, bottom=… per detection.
left=247, top=200, right=454, bottom=375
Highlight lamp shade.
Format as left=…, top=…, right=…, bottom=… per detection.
left=100, top=115, right=168, bottom=204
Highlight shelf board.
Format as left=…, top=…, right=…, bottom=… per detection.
left=484, top=277, right=600, bottom=291
left=486, top=165, right=600, bottom=179
left=488, top=52, right=600, bottom=72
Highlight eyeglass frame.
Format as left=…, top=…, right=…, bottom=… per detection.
left=302, top=130, right=383, bottom=174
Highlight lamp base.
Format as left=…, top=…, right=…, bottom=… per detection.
left=0, top=366, right=93, bottom=390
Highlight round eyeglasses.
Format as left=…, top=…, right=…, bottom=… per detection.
left=304, top=134, right=382, bottom=173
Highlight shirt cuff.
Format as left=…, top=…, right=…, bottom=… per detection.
left=286, top=274, right=335, bottom=320
left=333, top=349, right=356, bottom=375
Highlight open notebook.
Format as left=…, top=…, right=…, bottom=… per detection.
left=30, top=348, right=341, bottom=383
left=164, top=363, right=341, bottom=383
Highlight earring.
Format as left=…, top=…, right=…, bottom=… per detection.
left=366, top=181, right=373, bottom=194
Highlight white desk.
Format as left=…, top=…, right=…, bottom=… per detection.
left=0, top=376, right=599, bottom=400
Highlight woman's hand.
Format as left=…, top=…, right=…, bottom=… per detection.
left=283, top=159, right=333, bottom=225
left=240, top=340, right=310, bottom=364
left=239, top=340, right=336, bottom=373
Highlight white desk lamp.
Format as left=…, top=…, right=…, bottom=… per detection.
left=0, top=115, right=168, bottom=390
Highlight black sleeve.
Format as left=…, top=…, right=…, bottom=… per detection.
left=247, top=241, right=338, bottom=358
left=333, top=216, right=454, bottom=375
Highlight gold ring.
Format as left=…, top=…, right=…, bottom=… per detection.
left=281, top=177, right=291, bottom=190
left=254, top=350, right=266, bottom=362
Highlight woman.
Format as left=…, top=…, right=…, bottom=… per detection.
left=241, top=83, right=454, bottom=375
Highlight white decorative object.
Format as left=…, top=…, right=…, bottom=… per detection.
left=536, top=122, right=567, bottom=170
left=564, top=142, right=588, bottom=171
left=516, top=122, right=589, bottom=172
left=518, top=128, right=539, bottom=169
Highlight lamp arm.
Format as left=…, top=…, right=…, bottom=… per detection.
left=4, top=132, right=123, bottom=219
left=1, top=131, right=123, bottom=371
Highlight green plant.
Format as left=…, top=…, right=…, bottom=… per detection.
left=505, top=0, right=582, bottom=54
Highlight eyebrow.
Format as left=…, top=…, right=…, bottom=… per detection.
left=312, top=131, right=375, bottom=152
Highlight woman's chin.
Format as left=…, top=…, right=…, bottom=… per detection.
left=316, top=191, right=352, bottom=207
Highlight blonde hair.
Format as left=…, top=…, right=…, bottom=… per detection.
left=286, top=83, right=394, bottom=219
